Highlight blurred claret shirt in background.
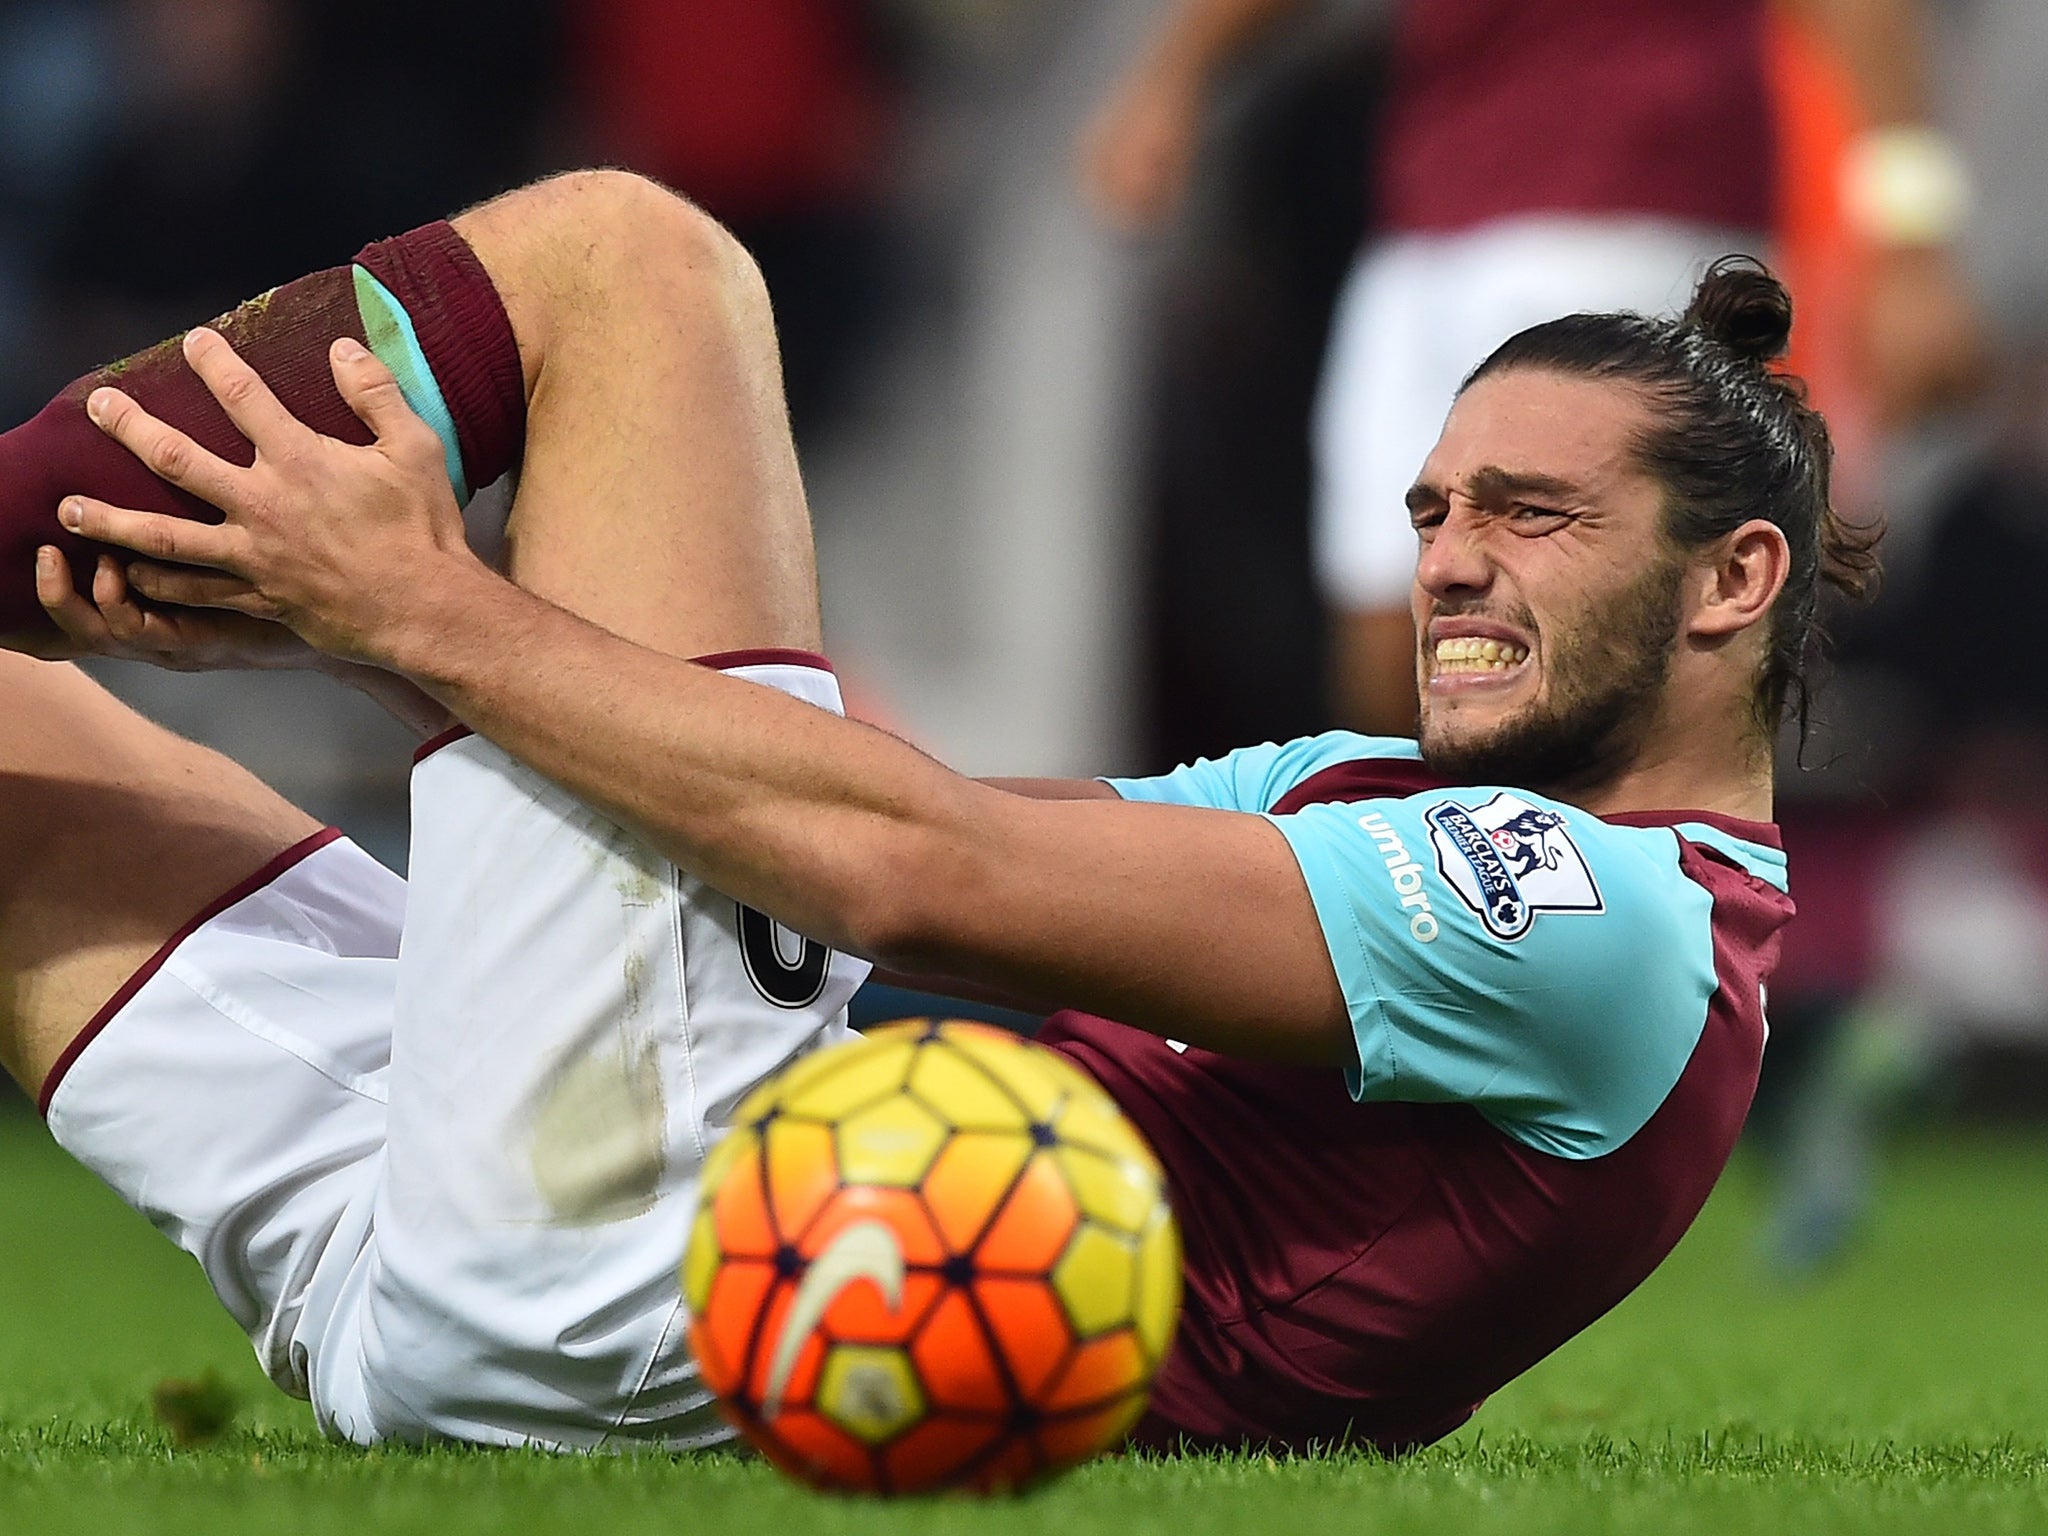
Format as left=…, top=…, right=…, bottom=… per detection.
left=575, top=0, right=903, bottom=442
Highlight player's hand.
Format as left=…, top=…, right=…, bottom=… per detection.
left=55, top=326, right=480, bottom=667
left=1081, top=61, right=1207, bottom=232
left=33, top=544, right=317, bottom=672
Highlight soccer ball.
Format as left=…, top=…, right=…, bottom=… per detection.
left=682, top=1018, right=1182, bottom=1494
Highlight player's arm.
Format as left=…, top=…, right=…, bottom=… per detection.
left=1267, top=794, right=1726, bottom=1157
left=980, top=778, right=1121, bottom=802
left=406, top=611, right=1346, bottom=1059
left=1785, top=0, right=1936, bottom=126
left=875, top=777, right=1120, bottom=1006
left=872, top=779, right=1120, bottom=1007
left=59, top=341, right=1347, bottom=1065
left=1082, top=0, right=1312, bottom=229
left=392, top=583, right=1350, bottom=1061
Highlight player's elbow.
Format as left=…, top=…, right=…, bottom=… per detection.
left=833, top=824, right=991, bottom=979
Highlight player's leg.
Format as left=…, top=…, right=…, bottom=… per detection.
left=4, top=169, right=855, bottom=1443
left=314, top=173, right=868, bottom=1446
left=0, top=217, right=525, bottom=649
left=1, top=648, right=408, bottom=1399
left=0, top=650, right=320, bottom=1096
left=1312, top=235, right=1441, bottom=736
left=445, top=171, right=823, bottom=658
left=0, top=169, right=817, bottom=664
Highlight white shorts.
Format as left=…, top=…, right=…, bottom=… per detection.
left=1311, top=215, right=1762, bottom=611
left=43, top=653, right=872, bottom=1449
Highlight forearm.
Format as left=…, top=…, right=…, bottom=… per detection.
left=57, top=315, right=1347, bottom=1062
left=388, top=559, right=983, bottom=959
left=317, top=658, right=454, bottom=739
left=1137, top=0, right=1310, bottom=89
left=980, top=777, right=1120, bottom=802
left=382, top=560, right=1345, bottom=1060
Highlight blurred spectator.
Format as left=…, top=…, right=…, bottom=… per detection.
left=40, top=0, right=560, bottom=383
left=1725, top=0, right=2048, bottom=1275
left=1126, top=17, right=1379, bottom=767
left=1764, top=732, right=2048, bottom=1273
left=1087, top=0, right=1979, bottom=738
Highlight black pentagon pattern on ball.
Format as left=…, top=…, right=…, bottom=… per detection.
left=716, top=1020, right=1163, bottom=1493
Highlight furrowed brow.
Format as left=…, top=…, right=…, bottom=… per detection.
left=1404, top=481, right=1447, bottom=517
left=1465, top=465, right=1582, bottom=505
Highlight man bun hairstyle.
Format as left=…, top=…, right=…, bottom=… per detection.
left=1463, top=255, right=1880, bottom=748
left=1684, top=258, right=1794, bottom=364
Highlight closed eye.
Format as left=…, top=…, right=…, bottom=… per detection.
left=1508, top=503, right=1573, bottom=533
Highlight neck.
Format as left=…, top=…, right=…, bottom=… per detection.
left=1553, top=691, right=1774, bottom=823
left=1565, top=750, right=1774, bottom=823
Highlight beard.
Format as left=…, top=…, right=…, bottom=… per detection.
left=1419, top=556, right=1685, bottom=792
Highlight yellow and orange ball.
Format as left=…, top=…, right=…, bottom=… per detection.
left=683, top=1019, right=1181, bottom=1494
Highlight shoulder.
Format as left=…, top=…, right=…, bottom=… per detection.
left=1272, top=787, right=1725, bottom=1157
left=1279, top=784, right=1706, bottom=949
left=1104, top=732, right=1422, bottom=814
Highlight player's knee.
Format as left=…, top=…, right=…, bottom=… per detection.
left=534, top=169, right=763, bottom=310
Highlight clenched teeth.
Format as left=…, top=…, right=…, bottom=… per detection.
left=1434, top=636, right=1529, bottom=672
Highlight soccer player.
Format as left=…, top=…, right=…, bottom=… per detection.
left=1, top=171, right=1867, bottom=1454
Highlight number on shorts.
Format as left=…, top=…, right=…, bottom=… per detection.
left=737, top=902, right=831, bottom=1009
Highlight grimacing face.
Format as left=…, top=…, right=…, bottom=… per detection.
left=1406, top=368, right=1689, bottom=792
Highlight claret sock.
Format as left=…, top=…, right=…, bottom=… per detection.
left=0, top=220, right=527, bottom=638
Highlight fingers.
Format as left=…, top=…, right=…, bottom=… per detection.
left=59, top=495, right=242, bottom=572
left=34, top=548, right=166, bottom=654
left=35, top=547, right=112, bottom=652
left=330, top=338, right=441, bottom=466
left=181, top=327, right=311, bottom=454
left=90, top=553, right=150, bottom=644
left=84, top=384, right=246, bottom=507
left=123, top=560, right=276, bottom=618
left=39, top=549, right=267, bottom=668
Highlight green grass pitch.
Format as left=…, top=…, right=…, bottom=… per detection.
left=2, top=1106, right=2044, bottom=1535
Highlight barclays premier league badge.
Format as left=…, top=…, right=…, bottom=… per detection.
left=1425, top=793, right=1604, bottom=940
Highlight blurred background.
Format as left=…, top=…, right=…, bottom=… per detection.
left=3, top=0, right=2047, bottom=1272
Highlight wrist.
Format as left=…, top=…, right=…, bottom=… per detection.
left=369, top=547, right=503, bottom=682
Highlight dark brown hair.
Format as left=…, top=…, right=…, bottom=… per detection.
left=1462, top=256, right=1880, bottom=743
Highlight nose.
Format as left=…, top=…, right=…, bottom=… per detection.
left=1415, top=503, right=1494, bottom=602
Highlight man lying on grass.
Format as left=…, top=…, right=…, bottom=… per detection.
left=0, top=171, right=1865, bottom=1456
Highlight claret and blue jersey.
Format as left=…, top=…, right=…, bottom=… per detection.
left=1038, top=733, right=1796, bottom=1455
left=1108, top=732, right=1787, bottom=1160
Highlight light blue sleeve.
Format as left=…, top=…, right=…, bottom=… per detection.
left=1104, top=732, right=1422, bottom=812
left=1269, top=788, right=1720, bottom=1159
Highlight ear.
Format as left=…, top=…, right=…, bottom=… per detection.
left=1686, top=519, right=1790, bottom=640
